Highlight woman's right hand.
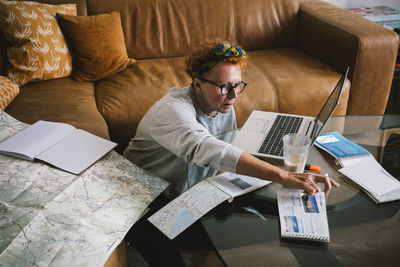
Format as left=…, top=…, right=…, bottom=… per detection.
left=278, top=170, right=340, bottom=195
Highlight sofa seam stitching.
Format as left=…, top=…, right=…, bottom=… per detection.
left=247, top=56, right=279, bottom=112
left=93, top=81, right=112, bottom=139
left=166, top=58, right=185, bottom=88
left=233, top=0, right=238, bottom=41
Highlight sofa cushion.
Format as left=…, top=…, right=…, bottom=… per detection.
left=96, top=57, right=190, bottom=153
left=57, top=11, right=135, bottom=81
left=238, top=48, right=350, bottom=127
left=0, top=1, right=76, bottom=85
left=5, top=77, right=110, bottom=139
left=0, top=75, right=19, bottom=110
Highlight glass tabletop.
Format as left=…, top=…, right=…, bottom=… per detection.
left=201, top=115, right=400, bottom=267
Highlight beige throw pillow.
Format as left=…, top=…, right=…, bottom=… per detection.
left=0, top=0, right=77, bottom=85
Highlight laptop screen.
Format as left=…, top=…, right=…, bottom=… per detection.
left=309, top=67, right=349, bottom=143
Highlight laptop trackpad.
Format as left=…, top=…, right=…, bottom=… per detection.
left=243, top=118, right=270, bottom=133
left=232, top=130, right=264, bottom=152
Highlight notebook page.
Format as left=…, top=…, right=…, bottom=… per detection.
left=36, top=129, right=116, bottom=174
left=339, top=157, right=400, bottom=196
left=0, top=121, right=75, bottom=160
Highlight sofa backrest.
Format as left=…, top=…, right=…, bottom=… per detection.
left=85, top=0, right=300, bottom=59
left=0, top=0, right=300, bottom=72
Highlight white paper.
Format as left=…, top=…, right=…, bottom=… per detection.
left=36, top=129, right=117, bottom=174
left=316, top=134, right=340, bottom=144
left=0, top=120, right=116, bottom=174
left=339, top=157, right=400, bottom=196
left=0, top=121, right=75, bottom=160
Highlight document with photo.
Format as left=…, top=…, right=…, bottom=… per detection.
left=277, top=189, right=330, bottom=242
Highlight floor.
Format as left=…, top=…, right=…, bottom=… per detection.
left=127, top=245, right=224, bottom=267
left=126, top=222, right=225, bottom=267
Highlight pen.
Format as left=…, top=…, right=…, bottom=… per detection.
left=305, top=164, right=321, bottom=172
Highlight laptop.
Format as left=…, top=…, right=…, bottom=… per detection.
left=232, top=67, right=349, bottom=160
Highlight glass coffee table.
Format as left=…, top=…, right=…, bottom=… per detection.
left=201, top=115, right=400, bottom=267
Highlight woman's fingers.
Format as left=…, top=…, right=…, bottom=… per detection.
left=314, top=174, right=340, bottom=194
left=292, top=173, right=319, bottom=195
left=291, top=172, right=340, bottom=195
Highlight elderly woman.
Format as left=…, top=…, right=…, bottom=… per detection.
left=124, top=41, right=339, bottom=198
left=124, top=40, right=339, bottom=267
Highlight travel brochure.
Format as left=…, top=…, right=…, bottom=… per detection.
left=277, top=189, right=330, bottom=242
left=314, top=131, right=374, bottom=167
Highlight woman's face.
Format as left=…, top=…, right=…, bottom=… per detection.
left=194, top=62, right=242, bottom=117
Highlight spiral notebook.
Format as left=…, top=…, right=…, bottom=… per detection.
left=148, top=173, right=270, bottom=239
left=314, top=131, right=374, bottom=167
left=315, top=131, right=400, bottom=203
left=338, top=157, right=400, bottom=203
left=277, top=189, right=330, bottom=242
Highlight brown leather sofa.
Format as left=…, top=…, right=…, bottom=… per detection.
left=2, top=0, right=399, bottom=154
left=1, top=0, right=398, bottom=265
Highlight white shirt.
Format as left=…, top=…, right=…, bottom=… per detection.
left=123, top=86, right=243, bottom=198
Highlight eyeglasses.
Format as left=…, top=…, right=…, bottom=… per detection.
left=199, top=77, right=247, bottom=96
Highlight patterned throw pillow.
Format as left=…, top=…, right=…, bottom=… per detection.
left=0, top=0, right=77, bottom=86
left=0, top=75, right=19, bottom=110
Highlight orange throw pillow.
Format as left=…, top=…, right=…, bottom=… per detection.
left=0, top=76, right=19, bottom=110
left=0, top=1, right=77, bottom=86
left=57, top=11, right=136, bottom=81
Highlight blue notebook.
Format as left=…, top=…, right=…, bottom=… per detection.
left=314, top=131, right=374, bottom=167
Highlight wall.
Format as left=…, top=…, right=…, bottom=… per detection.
left=321, top=0, right=400, bottom=9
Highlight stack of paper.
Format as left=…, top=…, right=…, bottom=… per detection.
left=339, top=157, right=400, bottom=203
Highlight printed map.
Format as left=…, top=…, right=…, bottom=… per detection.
left=148, top=180, right=228, bottom=239
left=0, top=111, right=168, bottom=266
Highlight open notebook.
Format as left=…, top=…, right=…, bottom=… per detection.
left=315, top=131, right=400, bottom=203
left=0, top=120, right=116, bottom=174
left=148, top=173, right=270, bottom=239
left=277, top=189, right=330, bottom=242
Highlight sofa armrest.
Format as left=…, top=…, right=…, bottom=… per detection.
left=298, top=0, right=399, bottom=115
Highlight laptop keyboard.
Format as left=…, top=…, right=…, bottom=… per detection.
left=257, top=115, right=303, bottom=156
